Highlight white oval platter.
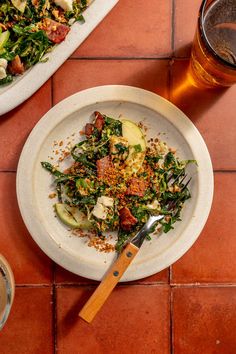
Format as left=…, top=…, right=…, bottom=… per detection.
left=0, top=0, right=119, bottom=116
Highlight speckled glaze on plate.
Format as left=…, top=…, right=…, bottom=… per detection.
left=0, top=0, right=119, bottom=116
left=16, top=85, right=214, bottom=281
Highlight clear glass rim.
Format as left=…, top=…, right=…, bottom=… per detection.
left=0, top=262, right=14, bottom=331
left=199, top=0, right=236, bottom=70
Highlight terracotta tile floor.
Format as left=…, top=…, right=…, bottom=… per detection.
left=72, top=0, right=172, bottom=58
left=174, top=0, right=202, bottom=57
left=1, top=0, right=236, bottom=353
left=0, top=287, right=53, bottom=353
left=173, top=287, right=236, bottom=354
left=56, top=286, right=170, bottom=354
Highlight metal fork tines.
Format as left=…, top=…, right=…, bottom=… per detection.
left=131, top=175, right=192, bottom=249
left=167, top=169, right=185, bottom=184
left=131, top=215, right=164, bottom=248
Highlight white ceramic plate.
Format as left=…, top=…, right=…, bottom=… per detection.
left=0, top=0, right=118, bottom=116
left=16, top=85, right=214, bottom=281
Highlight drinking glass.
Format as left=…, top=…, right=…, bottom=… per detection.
left=189, top=0, right=236, bottom=88
left=0, top=254, right=15, bottom=331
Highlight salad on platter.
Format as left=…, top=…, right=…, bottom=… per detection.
left=41, top=111, right=196, bottom=253
left=0, top=0, right=90, bottom=85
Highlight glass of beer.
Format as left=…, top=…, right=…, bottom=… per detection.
left=189, top=0, right=236, bottom=88
left=0, top=254, right=15, bottom=331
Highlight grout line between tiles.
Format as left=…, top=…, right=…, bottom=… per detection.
left=15, top=282, right=236, bottom=289
left=170, top=283, right=236, bottom=288
left=169, top=266, right=173, bottom=284
left=170, top=288, right=174, bottom=354
left=15, top=284, right=51, bottom=288
left=51, top=76, right=54, bottom=108
left=52, top=263, right=57, bottom=354
left=0, top=170, right=16, bottom=173
left=169, top=0, right=175, bottom=102
left=168, top=58, right=174, bottom=101
left=69, top=56, right=173, bottom=60
left=53, top=282, right=236, bottom=289
left=168, top=65, right=171, bottom=102
left=168, top=266, right=170, bottom=284
left=14, top=282, right=236, bottom=288
left=171, top=0, right=175, bottom=54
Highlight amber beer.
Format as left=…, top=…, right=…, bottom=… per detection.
left=189, top=0, right=236, bottom=88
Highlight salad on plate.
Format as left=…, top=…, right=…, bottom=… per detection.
left=42, top=111, right=196, bottom=253
left=0, top=0, right=90, bottom=85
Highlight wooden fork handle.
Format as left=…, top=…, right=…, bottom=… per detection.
left=79, top=243, right=139, bottom=323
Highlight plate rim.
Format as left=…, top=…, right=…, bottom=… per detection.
left=16, top=85, right=214, bottom=281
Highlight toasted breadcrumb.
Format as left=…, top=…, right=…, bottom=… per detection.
left=48, top=192, right=57, bottom=199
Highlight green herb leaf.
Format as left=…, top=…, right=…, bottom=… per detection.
left=41, top=162, right=65, bottom=177
left=76, top=14, right=85, bottom=23
left=0, top=74, right=13, bottom=85
left=76, top=178, right=88, bottom=189
left=133, top=144, right=142, bottom=152
left=164, top=152, right=175, bottom=168
left=114, top=143, right=128, bottom=154
left=104, top=116, right=122, bottom=136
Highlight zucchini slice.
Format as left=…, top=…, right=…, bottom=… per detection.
left=55, top=203, right=91, bottom=229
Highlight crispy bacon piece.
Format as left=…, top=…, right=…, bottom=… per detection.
left=85, top=123, right=94, bottom=136
left=43, top=18, right=70, bottom=44
left=0, top=23, right=7, bottom=31
left=8, top=55, right=24, bottom=75
left=84, top=112, right=104, bottom=136
left=119, top=207, right=138, bottom=231
left=125, top=177, right=146, bottom=197
left=96, top=156, right=114, bottom=180
left=94, top=111, right=105, bottom=131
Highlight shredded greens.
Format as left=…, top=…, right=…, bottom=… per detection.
left=42, top=112, right=196, bottom=252
left=0, top=0, right=89, bottom=85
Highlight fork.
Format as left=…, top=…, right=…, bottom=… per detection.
left=79, top=175, right=191, bottom=323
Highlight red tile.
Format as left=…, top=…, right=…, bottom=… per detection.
left=73, top=0, right=172, bottom=58
left=171, top=173, right=236, bottom=284
left=57, top=285, right=170, bottom=354
left=132, top=269, right=169, bottom=284
left=55, top=266, right=97, bottom=285
left=174, top=0, right=202, bottom=57
left=173, top=286, right=236, bottom=354
left=53, top=59, right=169, bottom=104
left=0, top=80, right=51, bottom=171
left=55, top=264, right=168, bottom=284
left=0, top=287, right=53, bottom=354
left=0, top=173, right=52, bottom=284
left=170, top=59, right=236, bottom=170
